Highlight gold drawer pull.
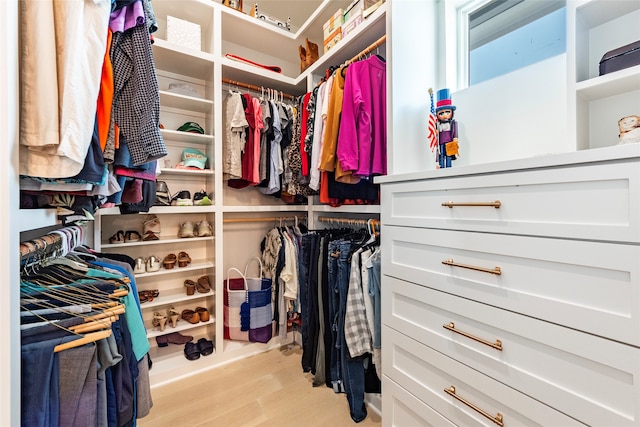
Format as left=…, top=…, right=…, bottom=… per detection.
left=443, top=322, right=503, bottom=351
left=442, top=258, right=502, bottom=275
left=444, top=386, right=504, bottom=426
left=442, top=200, right=501, bottom=208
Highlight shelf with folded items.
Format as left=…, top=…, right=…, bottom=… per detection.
left=159, top=90, right=214, bottom=114
left=158, top=167, right=214, bottom=177
left=146, top=316, right=215, bottom=339
left=101, top=235, right=214, bottom=249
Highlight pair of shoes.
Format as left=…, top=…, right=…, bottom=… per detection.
left=155, top=331, right=193, bottom=347
left=134, top=255, right=162, bottom=274
left=196, top=275, right=212, bottom=293
left=179, top=220, right=212, bottom=238
left=298, top=37, right=319, bottom=72
left=108, top=230, right=125, bottom=244
left=193, top=190, right=212, bottom=206
left=162, top=253, right=177, bottom=269
left=184, top=279, right=197, bottom=296
left=181, top=309, right=200, bottom=324
left=166, top=306, right=180, bottom=327
left=138, top=289, right=159, bottom=303
left=124, top=230, right=142, bottom=243
left=171, top=190, right=193, bottom=206
left=196, top=306, right=210, bottom=322
left=143, top=215, right=161, bottom=241
left=178, top=251, right=192, bottom=267
left=184, top=338, right=215, bottom=360
left=152, top=311, right=168, bottom=331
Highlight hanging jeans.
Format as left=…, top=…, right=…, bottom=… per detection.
left=329, top=239, right=367, bottom=423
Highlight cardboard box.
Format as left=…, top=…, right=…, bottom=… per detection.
left=342, top=13, right=364, bottom=39
left=323, top=9, right=344, bottom=40
left=323, top=27, right=343, bottom=53
left=167, top=16, right=201, bottom=51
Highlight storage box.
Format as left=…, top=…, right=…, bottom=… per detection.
left=323, top=27, right=343, bottom=54
left=323, top=9, right=344, bottom=40
left=344, top=0, right=378, bottom=21
left=342, top=12, right=364, bottom=38
left=599, top=40, right=640, bottom=76
left=167, top=16, right=202, bottom=51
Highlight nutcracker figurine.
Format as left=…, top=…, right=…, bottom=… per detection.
left=435, top=88, right=459, bottom=168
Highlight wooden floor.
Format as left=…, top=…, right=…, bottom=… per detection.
left=139, top=346, right=382, bottom=427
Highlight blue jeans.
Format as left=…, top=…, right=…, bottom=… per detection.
left=332, top=239, right=367, bottom=422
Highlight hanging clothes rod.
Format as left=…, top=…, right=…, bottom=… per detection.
left=346, top=34, right=386, bottom=65
left=317, top=216, right=380, bottom=227
left=223, top=215, right=307, bottom=224
left=222, top=78, right=297, bottom=100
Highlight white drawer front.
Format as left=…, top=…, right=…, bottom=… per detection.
left=382, top=326, right=583, bottom=427
left=382, top=377, right=456, bottom=427
left=383, top=277, right=640, bottom=427
left=381, top=161, right=640, bottom=243
left=383, top=225, right=640, bottom=346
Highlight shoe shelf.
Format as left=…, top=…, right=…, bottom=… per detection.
left=160, top=129, right=214, bottom=145
left=135, top=260, right=215, bottom=279
left=146, top=317, right=215, bottom=340
left=139, top=290, right=214, bottom=311
left=159, top=90, right=214, bottom=114
left=101, top=235, right=214, bottom=249
left=97, top=206, right=214, bottom=216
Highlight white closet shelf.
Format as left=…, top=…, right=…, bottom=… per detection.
left=312, top=204, right=381, bottom=214
left=161, top=129, right=214, bottom=145
left=101, top=235, right=213, bottom=248
left=138, top=289, right=214, bottom=310
left=159, top=168, right=214, bottom=177
left=152, top=38, right=215, bottom=81
left=135, top=260, right=214, bottom=279
left=146, top=317, right=215, bottom=339
left=98, top=206, right=214, bottom=216
left=18, top=209, right=58, bottom=232
left=221, top=58, right=303, bottom=94
left=159, top=90, right=214, bottom=114
left=223, top=205, right=309, bottom=213
left=575, top=64, right=640, bottom=100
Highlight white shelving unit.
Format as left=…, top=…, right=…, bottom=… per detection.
left=568, top=0, right=640, bottom=150
left=92, top=0, right=385, bottom=387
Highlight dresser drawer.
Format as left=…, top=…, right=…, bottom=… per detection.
left=383, top=225, right=640, bottom=346
left=383, top=277, right=640, bottom=427
left=381, top=161, right=640, bottom=243
left=382, top=377, right=456, bottom=427
left=382, top=326, right=583, bottom=427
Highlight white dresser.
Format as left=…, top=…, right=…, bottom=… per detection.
left=377, top=144, right=640, bottom=426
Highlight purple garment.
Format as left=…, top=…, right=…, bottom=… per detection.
left=337, top=55, right=387, bottom=177
left=110, top=0, right=145, bottom=33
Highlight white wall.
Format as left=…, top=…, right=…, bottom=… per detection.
left=454, top=53, right=570, bottom=166
left=0, top=0, right=20, bottom=425
left=388, top=0, right=439, bottom=175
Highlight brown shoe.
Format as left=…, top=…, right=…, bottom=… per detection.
left=299, top=44, right=308, bottom=73
left=305, top=38, right=319, bottom=68
left=195, top=307, right=210, bottom=322
left=181, top=309, right=200, bottom=324
left=196, top=275, right=212, bottom=293
left=184, top=280, right=196, bottom=296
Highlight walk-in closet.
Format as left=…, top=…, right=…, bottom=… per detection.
left=3, top=0, right=640, bottom=426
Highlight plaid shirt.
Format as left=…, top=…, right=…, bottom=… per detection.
left=344, top=248, right=373, bottom=358
left=110, top=21, right=166, bottom=166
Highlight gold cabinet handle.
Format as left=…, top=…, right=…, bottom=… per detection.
left=443, top=322, right=503, bottom=351
left=442, top=200, right=501, bottom=208
left=442, top=258, right=502, bottom=275
left=444, top=386, right=504, bottom=426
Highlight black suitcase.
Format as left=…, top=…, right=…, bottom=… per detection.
left=599, top=40, right=640, bottom=76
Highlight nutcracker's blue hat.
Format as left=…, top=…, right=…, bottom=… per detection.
left=436, top=88, right=456, bottom=112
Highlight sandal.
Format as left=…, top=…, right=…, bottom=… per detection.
left=197, top=337, right=214, bottom=356
left=108, top=230, right=125, bottom=244
left=143, top=215, right=161, bottom=235
left=196, top=275, right=211, bottom=293
left=184, top=341, right=200, bottom=360
left=162, top=253, right=177, bottom=269
left=195, top=306, right=210, bottom=322
left=184, top=279, right=197, bottom=296
left=166, top=306, right=180, bottom=328
left=143, top=231, right=159, bottom=241
left=152, top=311, right=168, bottom=332
left=134, top=257, right=146, bottom=274
left=181, top=309, right=200, bottom=324
left=178, top=251, right=192, bottom=267
left=124, top=230, right=142, bottom=243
